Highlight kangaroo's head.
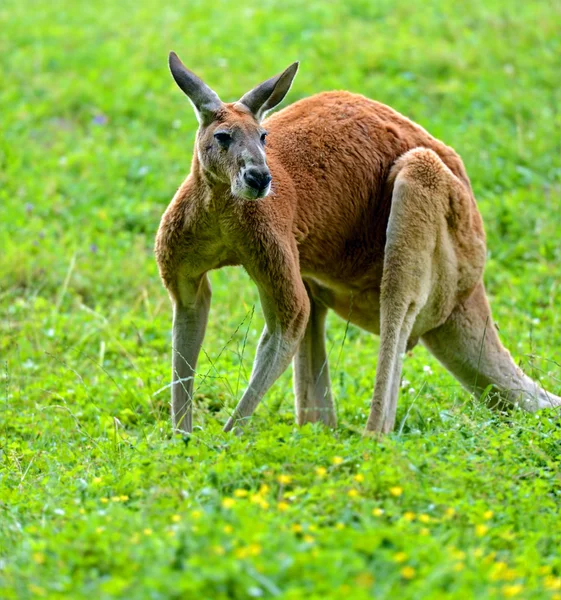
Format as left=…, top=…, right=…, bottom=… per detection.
left=169, top=52, right=298, bottom=200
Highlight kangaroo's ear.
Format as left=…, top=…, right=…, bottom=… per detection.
left=168, top=51, right=222, bottom=125
left=237, top=62, right=299, bottom=121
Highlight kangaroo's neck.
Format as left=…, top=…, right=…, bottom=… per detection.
left=185, top=152, right=233, bottom=213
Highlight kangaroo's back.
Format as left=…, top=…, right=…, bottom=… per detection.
left=264, top=91, right=474, bottom=277
left=266, top=91, right=471, bottom=191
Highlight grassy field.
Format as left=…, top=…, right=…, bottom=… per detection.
left=2, top=0, right=561, bottom=598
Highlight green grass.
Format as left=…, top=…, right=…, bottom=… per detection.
left=2, top=0, right=561, bottom=598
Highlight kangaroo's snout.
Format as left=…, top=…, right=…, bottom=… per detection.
left=243, top=168, right=272, bottom=193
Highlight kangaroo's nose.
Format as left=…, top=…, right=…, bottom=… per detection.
left=244, top=168, right=272, bottom=192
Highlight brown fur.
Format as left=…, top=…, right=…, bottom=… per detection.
left=156, top=58, right=560, bottom=434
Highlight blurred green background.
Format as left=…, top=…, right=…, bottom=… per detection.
left=1, top=1, right=561, bottom=598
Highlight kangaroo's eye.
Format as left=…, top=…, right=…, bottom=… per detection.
left=260, top=132, right=268, bottom=145
left=214, top=131, right=232, bottom=146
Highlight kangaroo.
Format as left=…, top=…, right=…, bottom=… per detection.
left=155, top=51, right=560, bottom=435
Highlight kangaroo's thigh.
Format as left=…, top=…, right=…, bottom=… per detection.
left=366, top=147, right=466, bottom=433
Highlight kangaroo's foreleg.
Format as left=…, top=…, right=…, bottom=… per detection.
left=422, top=281, right=561, bottom=411
left=293, top=289, right=337, bottom=427
left=224, top=256, right=310, bottom=433
left=171, top=274, right=212, bottom=434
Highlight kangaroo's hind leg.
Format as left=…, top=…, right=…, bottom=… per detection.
left=293, top=287, right=337, bottom=427
left=365, top=148, right=467, bottom=434
left=382, top=335, right=419, bottom=433
left=422, top=281, right=561, bottom=411
left=366, top=293, right=423, bottom=434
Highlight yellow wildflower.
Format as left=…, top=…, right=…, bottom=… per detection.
left=119, top=495, right=129, bottom=502
left=259, top=484, right=270, bottom=494
left=332, top=456, right=344, bottom=465
left=489, top=562, right=517, bottom=582
left=32, top=552, right=46, bottom=565
left=234, top=489, right=249, bottom=498
left=454, top=562, right=465, bottom=572
left=278, top=501, right=290, bottom=512
left=545, top=577, right=561, bottom=591
left=390, top=486, right=403, bottom=497
left=171, top=514, right=181, bottom=523
left=100, top=497, right=109, bottom=504
left=502, top=584, right=523, bottom=597
left=483, top=510, right=494, bottom=519
left=277, top=474, right=292, bottom=485
left=234, top=544, right=261, bottom=558
left=93, top=477, right=102, bottom=484
left=401, top=566, right=416, bottom=579
left=403, top=511, right=415, bottom=521
left=348, top=489, right=360, bottom=498
left=354, top=473, right=365, bottom=483
left=420, top=527, right=430, bottom=536
left=111, top=496, right=121, bottom=502
left=223, top=525, right=233, bottom=534
left=372, top=508, right=384, bottom=517
left=291, top=524, right=303, bottom=533
left=475, top=524, right=488, bottom=537
left=143, top=528, right=153, bottom=536
left=393, top=552, right=408, bottom=563
left=444, top=507, right=456, bottom=518
left=221, top=497, right=236, bottom=509
left=335, top=522, right=345, bottom=530
left=191, top=510, right=202, bottom=520
left=303, top=535, right=314, bottom=544
left=418, top=514, right=431, bottom=523
left=315, top=466, right=328, bottom=477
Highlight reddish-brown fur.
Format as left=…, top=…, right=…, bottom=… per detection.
left=156, top=55, right=560, bottom=434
